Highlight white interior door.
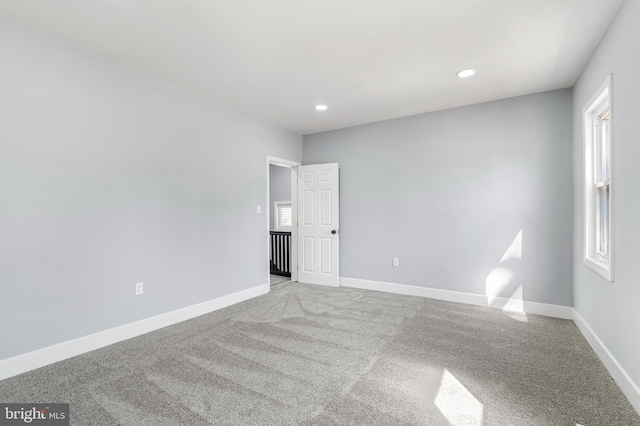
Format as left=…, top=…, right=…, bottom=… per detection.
left=297, top=163, right=339, bottom=286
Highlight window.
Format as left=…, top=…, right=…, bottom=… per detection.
left=583, top=74, right=614, bottom=281
left=274, top=201, right=292, bottom=231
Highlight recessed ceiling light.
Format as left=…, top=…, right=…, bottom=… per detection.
left=315, top=104, right=328, bottom=111
left=456, top=69, right=476, bottom=78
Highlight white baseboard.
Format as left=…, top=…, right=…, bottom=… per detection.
left=573, top=310, right=640, bottom=413
left=340, top=277, right=574, bottom=319
left=0, top=283, right=269, bottom=381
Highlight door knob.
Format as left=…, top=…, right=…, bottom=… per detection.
left=331, top=230, right=337, bottom=234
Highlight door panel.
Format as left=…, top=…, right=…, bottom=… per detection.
left=302, top=237, right=314, bottom=273
left=320, top=238, right=332, bottom=274
left=303, top=190, right=314, bottom=225
left=297, top=163, right=339, bottom=286
left=320, top=190, right=332, bottom=225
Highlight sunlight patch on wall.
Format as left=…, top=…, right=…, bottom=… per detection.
left=502, top=285, right=527, bottom=322
left=499, top=230, right=522, bottom=263
left=486, top=230, right=523, bottom=309
left=485, top=268, right=514, bottom=306
left=434, top=369, right=484, bottom=426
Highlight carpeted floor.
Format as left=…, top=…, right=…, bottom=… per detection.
left=1, top=283, right=638, bottom=425
left=270, top=274, right=294, bottom=291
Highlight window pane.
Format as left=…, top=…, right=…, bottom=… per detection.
left=595, top=121, right=603, bottom=183
left=596, top=186, right=602, bottom=252
left=603, top=185, right=610, bottom=254
left=279, top=204, right=292, bottom=227
left=596, top=185, right=610, bottom=255
left=602, top=117, right=610, bottom=181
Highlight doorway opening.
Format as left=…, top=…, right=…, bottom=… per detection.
left=267, top=156, right=300, bottom=291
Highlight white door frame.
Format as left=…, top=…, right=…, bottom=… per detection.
left=267, top=156, right=301, bottom=285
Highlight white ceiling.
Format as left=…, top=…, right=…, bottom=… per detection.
left=0, top=0, right=623, bottom=135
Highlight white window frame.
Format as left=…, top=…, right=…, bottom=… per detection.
left=273, top=201, right=292, bottom=232
left=583, top=74, right=614, bottom=281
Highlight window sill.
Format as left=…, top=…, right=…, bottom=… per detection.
left=584, top=256, right=613, bottom=281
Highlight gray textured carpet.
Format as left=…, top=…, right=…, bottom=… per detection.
left=270, top=274, right=294, bottom=291
left=1, top=283, right=638, bottom=425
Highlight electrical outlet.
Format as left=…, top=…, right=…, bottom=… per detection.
left=393, top=258, right=399, bottom=267
left=135, top=282, right=143, bottom=296
left=257, top=205, right=262, bottom=214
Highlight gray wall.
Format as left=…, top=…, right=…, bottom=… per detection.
left=0, top=18, right=301, bottom=360
left=572, top=0, right=640, bottom=389
left=269, top=165, right=292, bottom=230
left=304, top=89, right=573, bottom=306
